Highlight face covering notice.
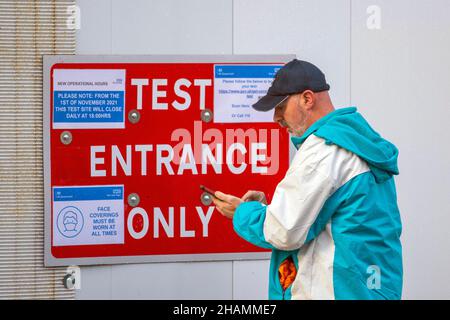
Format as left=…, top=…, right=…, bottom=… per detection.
left=52, top=185, right=124, bottom=246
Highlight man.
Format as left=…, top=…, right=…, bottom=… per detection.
left=212, top=59, right=403, bottom=300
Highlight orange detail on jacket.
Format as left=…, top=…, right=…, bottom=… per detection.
left=278, top=256, right=297, bottom=291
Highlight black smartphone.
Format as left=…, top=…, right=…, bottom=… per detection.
left=199, top=185, right=217, bottom=198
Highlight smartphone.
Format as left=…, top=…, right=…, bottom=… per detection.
left=199, top=185, right=217, bottom=197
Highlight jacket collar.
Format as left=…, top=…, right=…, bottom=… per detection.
left=290, top=107, right=357, bottom=149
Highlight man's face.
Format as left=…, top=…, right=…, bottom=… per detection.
left=273, top=93, right=311, bottom=137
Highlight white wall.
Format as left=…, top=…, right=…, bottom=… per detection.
left=75, top=0, right=450, bottom=299
left=351, top=0, right=450, bottom=299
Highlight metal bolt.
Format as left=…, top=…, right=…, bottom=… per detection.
left=127, top=193, right=140, bottom=207
left=128, top=109, right=140, bottom=124
left=60, top=131, right=72, bottom=145
left=200, top=192, right=213, bottom=206
left=63, top=273, right=75, bottom=289
left=200, top=109, right=213, bottom=123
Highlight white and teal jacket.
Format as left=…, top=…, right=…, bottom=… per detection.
left=233, top=107, right=403, bottom=300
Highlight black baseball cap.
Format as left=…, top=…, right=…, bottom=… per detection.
left=252, top=59, right=330, bottom=112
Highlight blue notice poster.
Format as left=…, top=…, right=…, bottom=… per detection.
left=52, top=69, right=126, bottom=129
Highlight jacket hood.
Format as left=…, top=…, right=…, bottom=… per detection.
left=291, top=107, right=399, bottom=183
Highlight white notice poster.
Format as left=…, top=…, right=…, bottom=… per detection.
left=52, top=185, right=124, bottom=246
left=213, top=64, right=282, bottom=123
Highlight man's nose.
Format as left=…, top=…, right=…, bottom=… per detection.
left=273, top=109, right=285, bottom=127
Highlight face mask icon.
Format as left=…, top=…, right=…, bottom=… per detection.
left=63, top=211, right=78, bottom=232
left=57, top=206, right=84, bottom=238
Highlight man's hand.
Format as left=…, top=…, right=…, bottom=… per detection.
left=241, top=190, right=267, bottom=205
left=212, top=191, right=243, bottom=219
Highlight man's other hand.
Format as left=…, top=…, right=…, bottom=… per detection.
left=241, top=190, right=267, bottom=205
left=212, top=191, right=243, bottom=219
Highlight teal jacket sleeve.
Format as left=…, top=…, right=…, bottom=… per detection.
left=232, top=201, right=275, bottom=249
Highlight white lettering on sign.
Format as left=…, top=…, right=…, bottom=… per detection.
left=157, top=144, right=175, bottom=175
left=196, top=206, right=214, bottom=237
left=173, top=78, right=191, bottom=111
left=135, top=144, right=153, bottom=175
left=91, top=145, right=106, bottom=177
left=130, top=79, right=148, bottom=110
left=227, top=143, right=247, bottom=175
left=89, top=120, right=280, bottom=177
left=131, top=77, right=211, bottom=111
left=154, top=207, right=174, bottom=238
left=251, top=143, right=268, bottom=174
left=201, top=144, right=223, bottom=174
left=112, top=145, right=131, bottom=176
left=194, top=79, right=211, bottom=110
left=89, top=142, right=268, bottom=177
left=180, top=207, right=195, bottom=238
left=152, top=79, right=168, bottom=110
left=126, top=206, right=214, bottom=239
left=127, top=207, right=149, bottom=240
left=178, top=144, right=197, bottom=175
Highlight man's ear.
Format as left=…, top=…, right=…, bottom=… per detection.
left=300, top=90, right=315, bottom=110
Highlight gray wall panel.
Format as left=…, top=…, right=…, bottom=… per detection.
left=233, top=260, right=270, bottom=300
left=110, top=262, right=232, bottom=299
left=351, top=0, right=450, bottom=299
left=76, top=0, right=112, bottom=54
left=75, top=266, right=112, bottom=300
left=111, top=0, right=232, bottom=54
left=233, top=0, right=351, bottom=108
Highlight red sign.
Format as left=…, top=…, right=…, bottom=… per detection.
left=44, top=56, right=290, bottom=266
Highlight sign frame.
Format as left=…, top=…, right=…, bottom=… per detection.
left=43, top=54, right=295, bottom=267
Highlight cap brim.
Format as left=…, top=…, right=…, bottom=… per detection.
left=252, top=94, right=289, bottom=112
